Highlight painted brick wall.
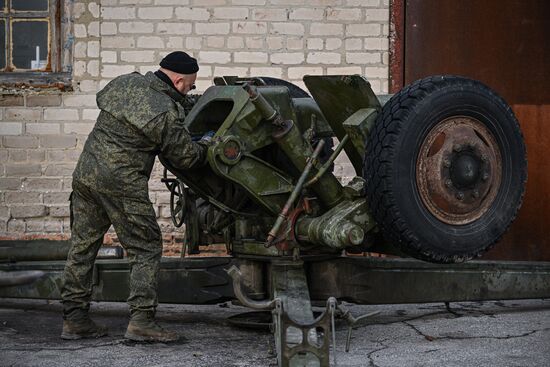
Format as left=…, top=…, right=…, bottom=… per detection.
left=0, top=0, right=390, bottom=249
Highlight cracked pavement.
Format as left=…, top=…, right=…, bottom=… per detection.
left=0, top=298, right=548, bottom=366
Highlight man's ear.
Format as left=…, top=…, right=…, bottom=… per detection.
left=173, top=76, right=183, bottom=86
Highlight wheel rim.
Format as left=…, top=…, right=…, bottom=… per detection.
left=416, top=116, right=502, bottom=225
left=170, top=181, right=186, bottom=228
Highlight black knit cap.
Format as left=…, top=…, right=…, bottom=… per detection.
left=159, top=51, right=199, bottom=74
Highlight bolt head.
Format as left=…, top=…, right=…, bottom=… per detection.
left=472, top=190, right=480, bottom=199
left=453, top=144, right=462, bottom=152
left=443, top=159, right=451, bottom=168
left=445, top=179, right=453, bottom=188
left=347, top=227, right=364, bottom=246
left=482, top=172, right=490, bottom=181
left=456, top=192, right=465, bottom=200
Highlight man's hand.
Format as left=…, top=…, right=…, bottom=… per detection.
left=199, top=131, right=215, bottom=144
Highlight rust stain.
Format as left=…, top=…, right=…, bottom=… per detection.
left=389, top=0, right=405, bottom=93
left=484, top=105, right=550, bottom=261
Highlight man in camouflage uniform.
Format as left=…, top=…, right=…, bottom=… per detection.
left=61, top=52, right=209, bottom=342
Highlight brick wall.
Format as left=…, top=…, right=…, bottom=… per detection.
left=0, top=0, right=390, bottom=248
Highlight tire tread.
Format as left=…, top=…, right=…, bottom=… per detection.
left=364, top=75, right=527, bottom=263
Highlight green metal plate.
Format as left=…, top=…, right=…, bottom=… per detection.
left=303, top=75, right=381, bottom=173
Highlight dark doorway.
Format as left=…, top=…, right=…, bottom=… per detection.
left=391, top=0, right=550, bottom=260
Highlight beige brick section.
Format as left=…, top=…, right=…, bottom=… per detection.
left=39, top=136, right=78, bottom=149
left=138, top=7, right=173, bottom=19
left=0, top=1, right=390, bottom=240
left=64, top=123, right=95, bottom=135
left=270, top=23, right=304, bottom=35
left=89, top=22, right=100, bottom=37
left=101, top=22, right=117, bottom=35
left=119, top=21, right=154, bottom=33
left=288, top=66, right=323, bottom=79
left=307, top=52, right=341, bottom=64
left=195, top=23, right=230, bottom=35
left=137, top=36, right=165, bottom=48
left=250, top=67, right=283, bottom=78
left=26, top=95, right=62, bottom=107
left=155, top=0, right=189, bottom=4
left=11, top=206, right=47, bottom=218
left=101, top=51, right=117, bottom=63
left=346, top=52, right=381, bottom=64
left=157, top=23, right=192, bottom=34
left=82, top=109, right=100, bottom=120
left=0, top=95, right=24, bottom=106
left=233, top=21, right=268, bottom=34
left=102, top=36, right=136, bottom=48
left=102, top=65, right=135, bottom=77
left=253, top=8, right=287, bottom=21
left=233, top=0, right=266, bottom=4
left=289, top=8, right=324, bottom=20
left=326, top=7, right=362, bottom=21
left=0, top=123, right=23, bottom=135
left=101, top=7, right=136, bottom=20
left=246, top=37, right=264, bottom=49
left=5, top=109, right=41, bottom=121
left=26, top=123, right=61, bottom=135
left=63, top=95, right=97, bottom=107
left=199, top=51, right=231, bottom=64
left=310, top=23, right=344, bottom=36
left=175, top=7, right=210, bottom=20
left=327, top=66, right=363, bottom=74
left=234, top=52, right=268, bottom=63
left=121, top=51, right=156, bottom=62
left=22, top=178, right=63, bottom=191
left=43, top=109, right=79, bottom=121
left=213, top=7, right=249, bottom=19
left=214, top=66, right=248, bottom=76
left=347, top=23, right=381, bottom=36
left=271, top=53, right=305, bottom=65
left=2, top=137, right=39, bottom=148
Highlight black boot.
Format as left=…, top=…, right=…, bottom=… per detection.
left=124, top=310, right=178, bottom=342
left=61, top=310, right=108, bottom=340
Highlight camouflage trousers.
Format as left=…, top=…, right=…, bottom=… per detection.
left=61, top=180, right=162, bottom=320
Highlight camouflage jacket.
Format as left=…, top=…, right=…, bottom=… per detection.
left=73, top=71, right=207, bottom=200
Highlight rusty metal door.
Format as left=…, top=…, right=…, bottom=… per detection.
left=395, top=0, right=550, bottom=260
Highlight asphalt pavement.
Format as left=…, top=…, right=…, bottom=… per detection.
left=0, top=298, right=548, bottom=366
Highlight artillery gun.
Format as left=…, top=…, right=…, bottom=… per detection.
left=2, top=75, right=542, bottom=367
left=156, top=74, right=527, bottom=365
left=161, top=74, right=526, bottom=264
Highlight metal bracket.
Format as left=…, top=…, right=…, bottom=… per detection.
left=273, top=297, right=338, bottom=367
left=336, top=304, right=380, bottom=352
left=227, top=265, right=278, bottom=310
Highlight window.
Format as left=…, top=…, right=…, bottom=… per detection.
left=0, top=0, right=71, bottom=88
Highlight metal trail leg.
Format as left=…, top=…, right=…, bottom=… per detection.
left=228, top=261, right=335, bottom=366
left=271, top=260, right=333, bottom=367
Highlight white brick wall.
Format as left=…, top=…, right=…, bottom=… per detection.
left=0, top=0, right=390, bottom=240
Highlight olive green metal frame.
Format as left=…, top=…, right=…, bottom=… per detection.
left=1, top=256, right=549, bottom=304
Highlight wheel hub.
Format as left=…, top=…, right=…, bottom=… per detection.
left=416, top=116, right=502, bottom=225
left=450, top=152, right=481, bottom=188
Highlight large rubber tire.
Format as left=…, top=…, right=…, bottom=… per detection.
left=364, top=75, right=527, bottom=263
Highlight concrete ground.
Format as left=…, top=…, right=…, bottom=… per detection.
left=0, top=298, right=548, bottom=367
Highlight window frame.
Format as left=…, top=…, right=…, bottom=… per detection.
left=0, top=0, right=72, bottom=89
